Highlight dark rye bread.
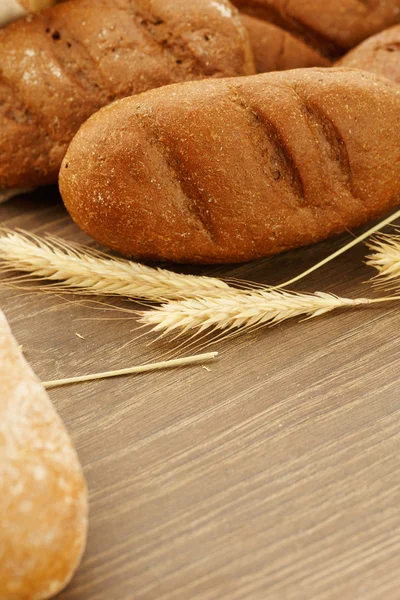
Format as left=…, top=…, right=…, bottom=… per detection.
left=235, top=0, right=400, bottom=72
left=339, top=25, right=400, bottom=84
left=60, top=68, right=400, bottom=264
left=0, top=0, right=254, bottom=191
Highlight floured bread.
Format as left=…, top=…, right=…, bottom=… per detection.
left=0, top=310, right=88, bottom=599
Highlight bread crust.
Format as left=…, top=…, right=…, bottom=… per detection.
left=235, top=0, right=400, bottom=73
left=59, top=68, right=400, bottom=264
left=234, top=0, right=400, bottom=56
left=0, top=311, right=88, bottom=599
left=0, top=0, right=254, bottom=191
left=240, top=13, right=331, bottom=73
left=339, top=25, right=400, bottom=84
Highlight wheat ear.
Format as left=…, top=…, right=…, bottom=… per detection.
left=366, top=232, right=400, bottom=288
left=0, top=230, right=230, bottom=302
left=138, top=289, right=375, bottom=337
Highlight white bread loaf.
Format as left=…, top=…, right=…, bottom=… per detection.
left=0, top=310, right=88, bottom=599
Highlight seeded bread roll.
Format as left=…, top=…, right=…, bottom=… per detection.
left=60, top=68, right=400, bottom=265
left=240, top=13, right=331, bottom=73
left=235, top=0, right=400, bottom=72
left=0, top=0, right=254, bottom=192
left=0, top=310, right=88, bottom=599
left=339, top=25, right=400, bottom=84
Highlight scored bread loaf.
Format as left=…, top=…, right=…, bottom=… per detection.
left=235, top=0, right=400, bottom=72
left=0, top=0, right=254, bottom=192
left=59, top=68, right=400, bottom=264
left=0, top=310, right=88, bottom=599
left=339, top=25, right=400, bottom=84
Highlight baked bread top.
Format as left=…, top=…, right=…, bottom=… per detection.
left=234, top=0, right=400, bottom=63
left=339, top=24, right=400, bottom=84
left=60, top=68, right=400, bottom=264
left=0, top=0, right=254, bottom=191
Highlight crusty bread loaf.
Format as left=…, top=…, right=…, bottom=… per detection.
left=0, top=0, right=254, bottom=192
left=0, top=310, right=88, bottom=599
left=235, top=0, right=400, bottom=72
left=339, top=25, right=400, bottom=84
left=0, top=0, right=56, bottom=204
left=59, top=68, right=400, bottom=264
left=240, top=13, right=331, bottom=73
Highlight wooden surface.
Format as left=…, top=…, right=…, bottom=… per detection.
left=1, top=188, right=400, bottom=600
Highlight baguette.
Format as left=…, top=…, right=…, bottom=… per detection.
left=235, top=0, right=400, bottom=72
left=0, top=0, right=254, bottom=192
left=339, top=25, right=400, bottom=84
left=0, top=310, right=88, bottom=598
left=59, top=68, right=400, bottom=264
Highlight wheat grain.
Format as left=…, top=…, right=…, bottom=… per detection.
left=366, top=232, right=400, bottom=286
left=0, top=230, right=230, bottom=302
left=139, top=289, right=373, bottom=336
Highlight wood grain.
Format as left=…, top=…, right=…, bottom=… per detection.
left=1, top=188, right=399, bottom=600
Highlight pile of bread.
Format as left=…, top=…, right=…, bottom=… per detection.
left=0, top=2, right=399, bottom=598
left=1, top=0, right=400, bottom=262
left=1, top=0, right=400, bottom=264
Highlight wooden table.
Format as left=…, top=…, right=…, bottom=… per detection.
left=1, top=188, right=399, bottom=600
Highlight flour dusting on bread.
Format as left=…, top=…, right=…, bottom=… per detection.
left=0, top=310, right=88, bottom=600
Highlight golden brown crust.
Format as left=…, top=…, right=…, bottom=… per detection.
left=339, top=25, right=400, bottom=84
left=59, top=68, right=400, bottom=264
left=240, top=13, right=331, bottom=73
left=0, top=0, right=255, bottom=191
left=0, top=310, right=88, bottom=599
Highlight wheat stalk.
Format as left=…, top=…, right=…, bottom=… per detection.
left=279, top=208, right=400, bottom=288
left=43, top=352, right=218, bottom=389
left=138, top=289, right=376, bottom=337
left=0, top=230, right=230, bottom=302
left=1, top=206, right=399, bottom=304
left=366, top=232, right=400, bottom=288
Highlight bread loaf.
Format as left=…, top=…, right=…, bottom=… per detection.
left=59, top=68, right=400, bottom=264
left=0, top=310, right=88, bottom=599
left=240, top=13, right=331, bottom=73
left=339, top=25, right=400, bottom=84
left=0, top=0, right=56, bottom=204
left=235, top=0, right=400, bottom=72
left=0, top=0, right=254, bottom=192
